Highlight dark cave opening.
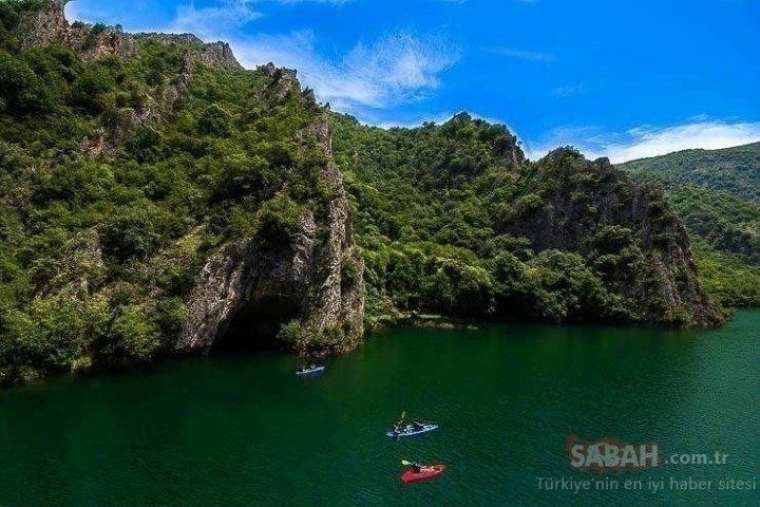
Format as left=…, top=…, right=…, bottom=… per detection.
left=210, top=296, right=300, bottom=355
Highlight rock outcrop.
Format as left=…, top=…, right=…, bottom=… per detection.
left=503, top=148, right=723, bottom=327
left=17, top=0, right=71, bottom=50
left=177, top=114, right=365, bottom=355
left=262, top=63, right=300, bottom=99
left=12, top=1, right=366, bottom=358
left=16, top=1, right=244, bottom=156
left=17, top=1, right=240, bottom=69
left=18, top=0, right=136, bottom=59
left=131, top=34, right=242, bottom=71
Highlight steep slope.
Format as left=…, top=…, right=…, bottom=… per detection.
left=619, top=143, right=760, bottom=307
left=0, top=0, right=363, bottom=383
left=620, top=142, right=760, bottom=203
left=0, top=1, right=728, bottom=386
left=332, top=113, right=723, bottom=328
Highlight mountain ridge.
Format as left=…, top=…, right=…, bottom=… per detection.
left=620, top=141, right=760, bottom=203
left=331, top=112, right=723, bottom=328
left=0, top=0, right=725, bottom=385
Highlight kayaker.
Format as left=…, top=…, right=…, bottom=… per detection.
left=412, top=422, right=424, bottom=432
left=401, top=461, right=446, bottom=483
left=394, top=411, right=407, bottom=434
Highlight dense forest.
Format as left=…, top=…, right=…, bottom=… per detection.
left=621, top=143, right=760, bottom=202
left=620, top=144, right=760, bottom=307
left=331, top=113, right=722, bottom=329
left=0, top=0, right=365, bottom=383
left=0, top=0, right=741, bottom=385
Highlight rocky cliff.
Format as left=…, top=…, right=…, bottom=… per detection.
left=0, top=0, right=365, bottom=384
left=17, top=0, right=240, bottom=69
left=177, top=113, right=365, bottom=355
left=330, top=113, right=724, bottom=329
left=502, top=148, right=723, bottom=327
left=17, top=0, right=243, bottom=158
left=0, top=1, right=725, bottom=386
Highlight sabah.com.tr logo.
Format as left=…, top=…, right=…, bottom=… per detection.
left=565, top=435, right=730, bottom=473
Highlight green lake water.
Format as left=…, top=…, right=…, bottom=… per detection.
left=1, top=311, right=758, bottom=506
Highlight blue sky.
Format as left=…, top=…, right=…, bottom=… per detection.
left=65, top=0, right=760, bottom=162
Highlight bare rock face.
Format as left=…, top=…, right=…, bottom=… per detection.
left=261, top=63, right=300, bottom=100
left=177, top=114, right=365, bottom=355
left=18, top=2, right=241, bottom=69
left=131, top=34, right=242, bottom=71
left=18, top=0, right=135, bottom=59
left=17, top=0, right=70, bottom=50
left=200, top=41, right=242, bottom=71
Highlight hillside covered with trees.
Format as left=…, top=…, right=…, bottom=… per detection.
left=0, top=0, right=728, bottom=385
left=331, top=113, right=722, bottom=329
left=0, top=0, right=365, bottom=384
left=620, top=144, right=760, bottom=307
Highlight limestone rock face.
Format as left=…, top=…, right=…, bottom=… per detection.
left=200, top=41, right=242, bottom=71
left=16, top=1, right=367, bottom=356
left=503, top=149, right=723, bottom=327
left=261, top=63, right=300, bottom=100
left=177, top=114, right=365, bottom=355
left=18, top=1, right=241, bottom=69
left=18, top=0, right=135, bottom=59
left=131, top=34, right=242, bottom=71
left=17, top=0, right=71, bottom=50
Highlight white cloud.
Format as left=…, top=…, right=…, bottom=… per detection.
left=166, top=0, right=354, bottom=38
left=170, top=1, right=263, bottom=39
left=524, top=119, right=760, bottom=163
left=65, top=0, right=458, bottom=114
left=66, top=0, right=351, bottom=35
left=605, top=121, right=760, bottom=163
left=64, top=0, right=458, bottom=115
left=64, top=2, right=90, bottom=24
left=233, top=31, right=459, bottom=111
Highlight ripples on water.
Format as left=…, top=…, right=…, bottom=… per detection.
left=1, top=312, right=758, bottom=506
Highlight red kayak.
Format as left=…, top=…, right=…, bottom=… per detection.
left=401, top=464, right=447, bottom=483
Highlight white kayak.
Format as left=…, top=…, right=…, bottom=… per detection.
left=386, top=423, right=439, bottom=438
left=295, top=366, right=325, bottom=376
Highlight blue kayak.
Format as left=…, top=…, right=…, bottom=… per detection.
left=386, top=423, right=439, bottom=438
left=295, top=366, right=325, bottom=376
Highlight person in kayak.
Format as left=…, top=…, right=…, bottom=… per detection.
left=412, top=422, right=424, bottom=432
left=402, top=460, right=429, bottom=473
left=392, top=411, right=407, bottom=437
left=400, top=460, right=447, bottom=483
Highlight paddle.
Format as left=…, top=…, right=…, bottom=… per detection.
left=401, top=459, right=425, bottom=471
left=391, top=411, right=408, bottom=440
